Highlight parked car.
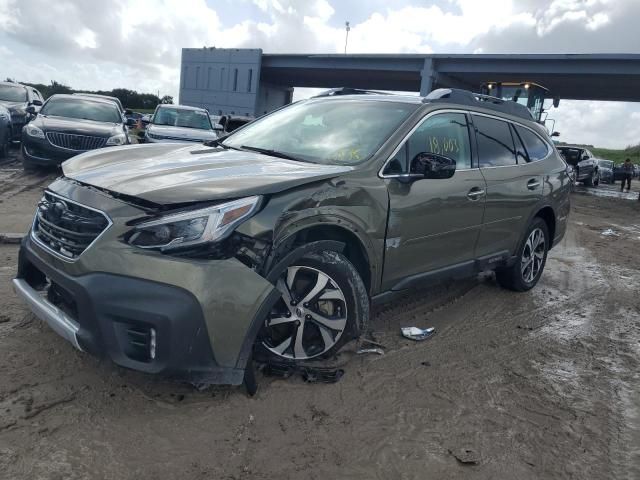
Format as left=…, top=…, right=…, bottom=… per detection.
left=21, top=94, right=135, bottom=171
left=145, top=104, right=218, bottom=143
left=597, top=159, right=614, bottom=184
left=0, top=81, right=44, bottom=141
left=556, top=146, right=600, bottom=186
left=126, top=111, right=144, bottom=124
left=14, top=88, right=570, bottom=389
left=0, top=105, right=12, bottom=158
left=219, top=114, right=252, bottom=134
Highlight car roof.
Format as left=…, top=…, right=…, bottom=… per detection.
left=0, top=81, right=28, bottom=90
left=47, top=94, right=121, bottom=107
left=557, top=145, right=586, bottom=149
left=157, top=104, right=208, bottom=112
left=73, top=93, right=123, bottom=108
left=306, top=93, right=424, bottom=105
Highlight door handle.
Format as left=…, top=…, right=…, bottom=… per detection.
left=527, top=179, right=541, bottom=190
left=467, top=187, right=485, bottom=200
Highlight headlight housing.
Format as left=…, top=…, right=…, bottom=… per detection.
left=128, top=196, right=261, bottom=251
left=25, top=124, right=45, bottom=139
left=106, top=133, right=127, bottom=146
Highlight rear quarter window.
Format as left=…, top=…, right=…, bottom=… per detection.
left=514, top=125, right=550, bottom=162
left=473, top=115, right=517, bottom=167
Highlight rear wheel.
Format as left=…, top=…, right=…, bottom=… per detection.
left=259, top=249, right=368, bottom=361
left=496, top=217, right=549, bottom=292
left=584, top=170, right=599, bottom=187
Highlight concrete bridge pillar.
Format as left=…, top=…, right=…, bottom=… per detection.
left=420, top=58, right=435, bottom=96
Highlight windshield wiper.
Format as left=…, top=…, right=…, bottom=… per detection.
left=202, top=135, right=243, bottom=150
left=239, top=145, right=302, bottom=161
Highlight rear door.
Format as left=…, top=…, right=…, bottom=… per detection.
left=381, top=110, right=487, bottom=290
left=472, top=114, right=544, bottom=259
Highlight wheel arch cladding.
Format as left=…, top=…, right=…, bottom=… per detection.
left=535, top=206, right=556, bottom=245
left=273, top=224, right=373, bottom=295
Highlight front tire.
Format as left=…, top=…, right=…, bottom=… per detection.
left=496, top=217, right=549, bottom=292
left=0, top=127, right=9, bottom=159
left=259, top=249, right=369, bottom=361
left=21, top=146, right=37, bottom=172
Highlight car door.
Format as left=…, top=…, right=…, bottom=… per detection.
left=472, top=114, right=545, bottom=259
left=381, top=111, right=487, bottom=291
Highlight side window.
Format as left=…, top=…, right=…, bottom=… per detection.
left=473, top=115, right=517, bottom=167
left=515, top=125, right=549, bottom=162
left=406, top=112, right=472, bottom=170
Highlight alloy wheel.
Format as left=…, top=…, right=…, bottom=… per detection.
left=262, top=265, right=348, bottom=360
left=521, top=227, right=545, bottom=283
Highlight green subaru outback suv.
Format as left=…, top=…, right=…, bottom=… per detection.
left=14, top=89, right=571, bottom=386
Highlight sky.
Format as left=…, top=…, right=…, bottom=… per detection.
left=1, top=0, right=639, bottom=148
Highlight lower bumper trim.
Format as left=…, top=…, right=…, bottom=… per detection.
left=12, top=278, right=83, bottom=351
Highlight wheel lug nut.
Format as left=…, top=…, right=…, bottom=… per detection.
left=305, top=314, right=311, bottom=320
left=290, top=300, right=297, bottom=306
left=286, top=312, right=291, bottom=317
left=303, top=302, right=309, bottom=308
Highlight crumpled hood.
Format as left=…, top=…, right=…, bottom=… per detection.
left=62, top=143, right=354, bottom=204
left=147, top=124, right=218, bottom=142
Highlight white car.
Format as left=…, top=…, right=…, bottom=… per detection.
left=145, top=105, right=219, bottom=144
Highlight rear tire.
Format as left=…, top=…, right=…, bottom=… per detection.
left=21, top=147, right=37, bottom=172
left=496, top=217, right=549, bottom=292
left=258, top=248, right=369, bottom=361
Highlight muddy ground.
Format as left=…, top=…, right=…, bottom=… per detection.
left=0, top=146, right=639, bottom=479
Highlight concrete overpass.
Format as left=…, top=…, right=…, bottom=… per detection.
left=179, top=49, right=640, bottom=117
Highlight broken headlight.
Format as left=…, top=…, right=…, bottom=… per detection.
left=128, top=196, right=261, bottom=251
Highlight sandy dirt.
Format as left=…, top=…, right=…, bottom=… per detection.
left=0, top=146, right=639, bottom=479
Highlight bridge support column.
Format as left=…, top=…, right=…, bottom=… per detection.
left=420, top=58, right=435, bottom=96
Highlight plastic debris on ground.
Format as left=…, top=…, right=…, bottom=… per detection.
left=401, top=326, right=436, bottom=341
left=260, top=362, right=344, bottom=384
left=356, top=347, right=385, bottom=356
left=601, top=228, right=619, bottom=237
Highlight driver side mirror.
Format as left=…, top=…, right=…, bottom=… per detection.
left=551, top=131, right=560, bottom=137
left=126, top=117, right=137, bottom=127
left=582, top=154, right=590, bottom=161
left=25, top=105, right=37, bottom=115
left=410, top=152, right=457, bottom=179
left=31, top=99, right=43, bottom=107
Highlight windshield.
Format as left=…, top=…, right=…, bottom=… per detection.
left=223, top=99, right=419, bottom=165
left=0, top=84, right=27, bottom=102
left=557, top=147, right=584, bottom=166
left=40, top=98, right=122, bottom=123
left=153, top=107, right=213, bottom=130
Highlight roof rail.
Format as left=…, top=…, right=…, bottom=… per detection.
left=313, top=87, right=389, bottom=98
left=424, top=88, right=534, bottom=121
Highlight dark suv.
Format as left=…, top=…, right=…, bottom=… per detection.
left=0, top=81, right=44, bottom=141
left=13, top=89, right=571, bottom=387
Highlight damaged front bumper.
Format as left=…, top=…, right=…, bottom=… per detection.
left=14, top=178, right=279, bottom=385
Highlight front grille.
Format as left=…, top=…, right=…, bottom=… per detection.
left=32, top=191, right=110, bottom=260
left=11, top=122, right=24, bottom=137
left=46, top=132, right=107, bottom=151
